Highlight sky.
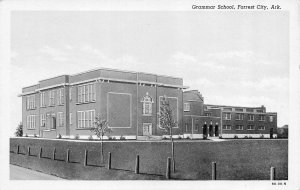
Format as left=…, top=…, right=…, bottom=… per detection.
left=10, top=11, right=289, bottom=135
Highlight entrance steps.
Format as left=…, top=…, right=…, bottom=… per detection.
left=137, top=136, right=162, bottom=141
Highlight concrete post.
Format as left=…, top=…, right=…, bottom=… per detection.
left=39, top=147, right=42, bottom=159
left=17, top=145, right=19, bottom=154
left=212, top=162, right=217, bottom=180
left=27, top=146, right=30, bottom=156
left=84, top=150, right=88, bottom=166
left=166, top=157, right=171, bottom=179
left=53, top=148, right=56, bottom=160
left=135, top=155, right=140, bottom=174
left=66, top=148, right=70, bottom=163
left=108, top=152, right=111, bottom=170
left=270, top=167, right=276, bottom=180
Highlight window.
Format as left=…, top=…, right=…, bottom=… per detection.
left=248, top=114, right=254, bottom=121
left=26, top=95, right=36, bottom=110
left=40, top=114, right=46, bottom=127
left=26, top=115, right=36, bottom=129
left=247, top=125, right=255, bottom=130
left=259, top=115, right=266, bottom=121
left=258, top=126, right=265, bottom=130
left=77, top=83, right=96, bottom=103
left=222, top=125, right=231, bottom=130
left=77, top=110, right=95, bottom=128
left=70, top=113, right=72, bottom=125
left=256, top=109, right=263, bottom=113
left=236, top=113, right=244, bottom=120
left=269, top=116, right=274, bottom=122
left=184, top=103, right=190, bottom=112
left=57, top=88, right=64, bottom=105
left=236, top=125, right=243, bottom=130
left=235, top=108, right=243, bottom=112
left=49, top=90, right=55, bottom=106
left=195, top=124, right=199, bottom=131
left=40, top=92, right=46, bottom=107
left=246, top=108, right=254, bottom=112
left=224, top=113, right=231, bottom=120
left=224, top=107, right=232, bottom=111
left=57, top=112, right=64, bottom=127
left=141, top=92, right=154, bottom=115
left=205, top=112, right=212, bottom=116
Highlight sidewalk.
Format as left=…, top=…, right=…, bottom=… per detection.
left=10, top=164, right=64, bottom=180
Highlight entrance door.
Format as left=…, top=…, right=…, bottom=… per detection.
left=215, top=125, right=219, bottom=136
left=203, top=124, right=207, bottom=138
left=143, top=123, right=152, bottom=136
left=270, top=128, right=274, bottom=139
left=209, top=125, right=213, bottom=137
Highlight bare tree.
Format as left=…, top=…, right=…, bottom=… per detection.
left=158, top=95, right=177, bottom=172
left=90, top=114, right=112, bottom=163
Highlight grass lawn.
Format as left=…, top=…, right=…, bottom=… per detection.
left=10, top=138, right=288, bottom=180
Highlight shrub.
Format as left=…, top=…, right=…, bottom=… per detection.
left=219, top=136, right=223, bottom=139
left=249, top=136, right=252, bottom=139
left=120, top=135, right=126, bottom=140
left=234, top=135, right=238, bottom=139
left=244, top=136, right=248, bottom=139
left=57, top=134, right=62, bottom=139
left=260, top=134, right=264, bottom=139
left=112, top=136, right=116, bottom=140
left=33, top=134, right=37, bottom=138
left=88, top=135, right=93, bottom=141
left=162, top=136, right=167, bottom=140
left=178, top=135, right=182, bottom=140
left=25, top=133, right=28, bottom=137
left=74, top=134, right=80, bottom=140
left=15, top=122, right=23, bottom=137
left=108, top=136, right=113, bottom=140
left=186, top=136, right=191, bottom=140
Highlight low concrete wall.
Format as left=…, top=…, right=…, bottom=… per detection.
left=10, top=137, right=288, bottom=180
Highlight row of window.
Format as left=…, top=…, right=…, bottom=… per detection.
left=27, top=83, right=96, bottom=110
left=223, top=125, right=266, bottom=130
left=223, top=113, right=274, bottom=122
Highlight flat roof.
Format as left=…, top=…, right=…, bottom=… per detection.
left=70, top=67, right=183, bottom=80
left=205, top=104, right=264, bottom=109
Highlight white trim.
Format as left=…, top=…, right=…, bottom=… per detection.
left=19, top=76, right=188, bottom=97
left=36, top=83, right=68, bottom=91
left=184, top=115, right=221, bottom=119
left=107, top=92, right=132, bottom=128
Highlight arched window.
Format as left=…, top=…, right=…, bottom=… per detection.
left=141, top=92, right=154, bottom=116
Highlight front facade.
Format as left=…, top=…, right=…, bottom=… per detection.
left=20, top=68, right=277, bottom=139
left=20, top=68, right=187, bottom=139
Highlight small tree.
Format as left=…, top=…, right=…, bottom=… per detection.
left=90, top=114, right=112, bottom=163
left=15, top=122, right=23, bottom=137
left=158, top=96, right=177, bottom=172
